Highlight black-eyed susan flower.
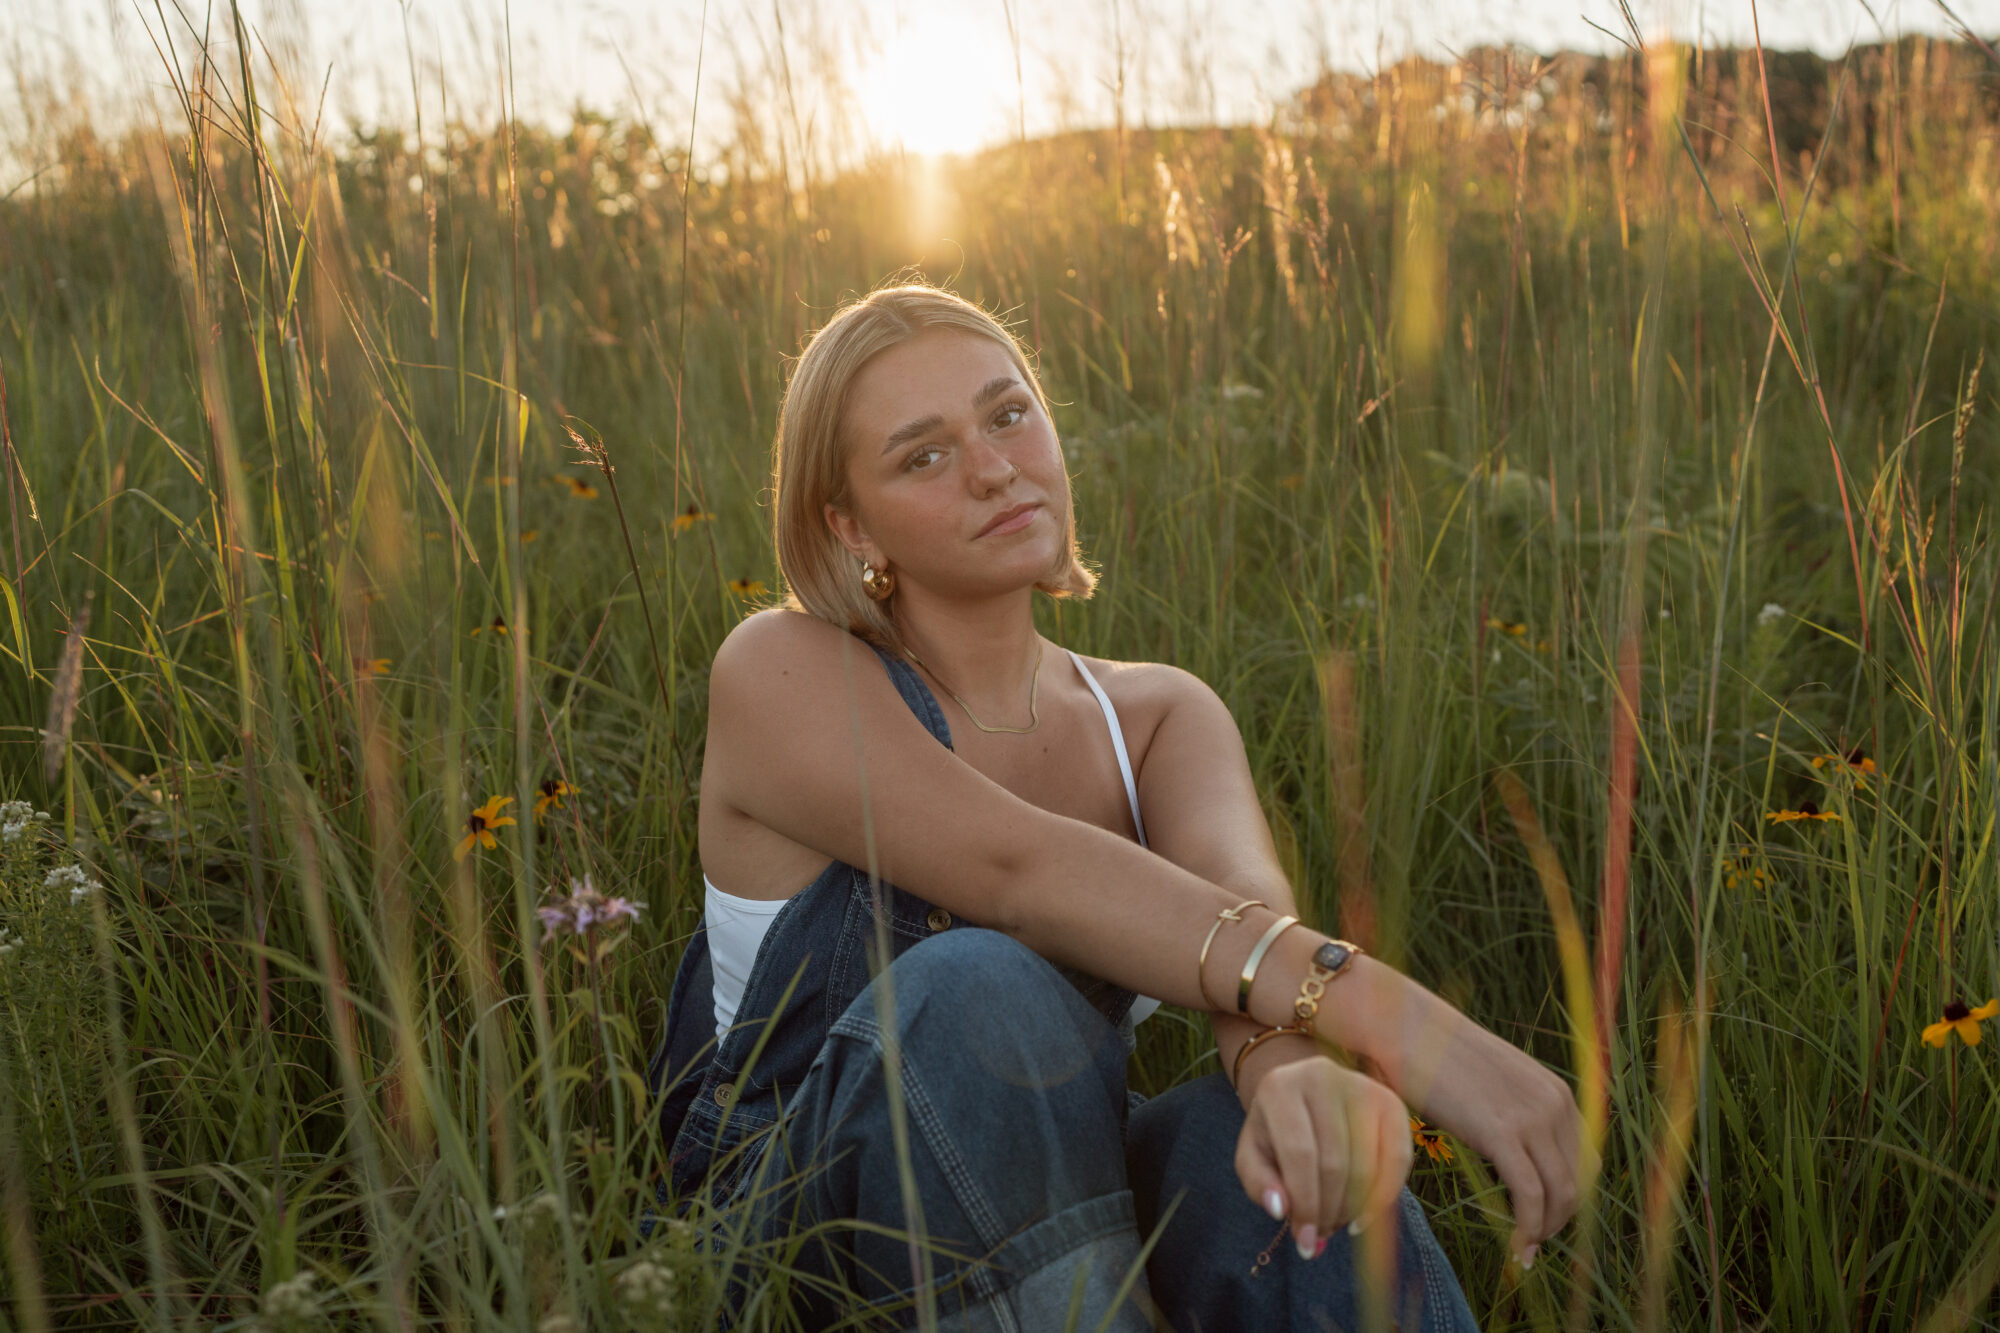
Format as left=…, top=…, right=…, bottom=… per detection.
left=673, top=503, right=714, bottom=535
left=356, top=657, right=392, bottom=677
left=471, top=616, right=509, bottom=638
left=558, top=475, right=599, bottom=499
left=454, top=796, right=517, bottom=861
left=1922, top=998, right=1999, bottom=1048
left=1485, top=617, right=1527, bottom=638
left=1766, top=800, right=1839, bottom=824
left=534, top=778, right=576, bottom=821
left=728, top=578, right=768, bottom=598
left=1812, top=748, right=1876, bottom=778
left=1722, top=851, right=1770, bottom=891
left=1409, top=1115, right=1453, bottom=1164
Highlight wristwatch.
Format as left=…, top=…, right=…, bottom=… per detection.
left=1293, top=938, right=1365, bottom=1035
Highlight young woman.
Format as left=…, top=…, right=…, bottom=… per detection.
left=647, top=282, right=1585, bottom=1330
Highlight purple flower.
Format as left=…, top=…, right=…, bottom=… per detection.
left=537, top=875, right=643, bottom=941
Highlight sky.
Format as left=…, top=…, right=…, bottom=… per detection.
left=4, top=0, right=1996, bottom=168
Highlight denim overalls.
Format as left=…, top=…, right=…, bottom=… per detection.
left=645, top=640, right=1483, bottom=1331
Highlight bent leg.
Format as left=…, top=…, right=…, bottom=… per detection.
left=754, top=928, right=1156, bottom=1331
left=1128, top=1073, right=1480, bottom=1333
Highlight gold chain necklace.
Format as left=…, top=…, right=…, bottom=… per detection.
left=906, top=638, right=1044, bottom=735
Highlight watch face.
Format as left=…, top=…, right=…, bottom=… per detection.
left=1312, top=941, right=1353, bottom=972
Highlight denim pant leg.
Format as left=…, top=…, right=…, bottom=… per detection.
left=752, top=928, right=1158, bottom=1332
left=1127, top=1074, right=1482, bottom=1332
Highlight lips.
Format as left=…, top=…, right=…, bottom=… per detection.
left=976, top=501, right=1041, bottom=538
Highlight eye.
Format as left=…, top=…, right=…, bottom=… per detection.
left=991, top=402, right=1029, bottom=430
left=905, top=445, right=946, bottom=471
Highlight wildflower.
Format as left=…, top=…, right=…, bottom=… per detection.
left=1766, top=801, right=1840, bottom=825
left=1721, top=852, right=1770, bottom=891
left=1756, top=602, right=1787, bottom=626
left=1279, top=473, right=1304, bottom=492
left=470, top=616, right=509, bottom=638
left=728, top=578, right=768, bottom=598
left=557, top=475, right=598, bottom=499
left=1485, top=617, right=1527, bottom=638
left=1812, top=749, right=1876, bottom=778
left=45, top=864, right=99, bottom=905
left=614, top=1258, right=681, bottom=1319
left=0, top=801, right=45, bottom=845
left=521, top=529, right=540, bottom=544
left=357, top=657, right=391, bottom=676
left=1409, top=1115, right=1453, bottom=1164
left=1220, top=382, right=1264, bottom=401
left=1922, top=998, right=1999, bottom=1048
left=534, top=778, right=576, bottom=821
left=537, top=874, right=643, bottom=940
left=1533, top=639, right=1554, bottom=655
left=0, top=931, right=21, bottom=957
left=259, top=1271, right=320, bottom=1325
left=454, top=796, right=517, bottom=860
left=672, top=503, right=714, bottom=534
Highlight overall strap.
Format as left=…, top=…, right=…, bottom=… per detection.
left=865, top=640, right=955, bottom=749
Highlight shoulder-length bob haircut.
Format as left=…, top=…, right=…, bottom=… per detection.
left=773, top=281, right=1095, bottom=653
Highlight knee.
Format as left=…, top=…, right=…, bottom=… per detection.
left=887, top=928, right=1070, bottom=1031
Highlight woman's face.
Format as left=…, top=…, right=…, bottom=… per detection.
left=829, top=327, right=1068, bottom=601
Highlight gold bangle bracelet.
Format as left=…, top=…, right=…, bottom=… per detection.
left=1197, top=899, right=1265, bottom=1010
left=1231, top=1023, right=1309, bottom=1087
left=1237, top=914, right=1299, bottom=1014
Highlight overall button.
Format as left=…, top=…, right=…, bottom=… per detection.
left=926, top=908, right=952, bottom=932
left=712, top=1082, right=735, bottom=1105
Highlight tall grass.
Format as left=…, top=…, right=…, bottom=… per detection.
left=1, top=15, right=1998, bottom=1329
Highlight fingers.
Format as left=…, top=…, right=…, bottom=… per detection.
left=1267, top=1086, right=1332, bottom=1254
left=1524, top=1127, right=1580, bottom=1242
left=1491, top=1143, right=1545, bottom=1267
left=1351, top=1098, right=1411, bottom=1235
left=1334, top=1098, right=1378, bottom=1232
left=1234, top=1111, right=1289, bottom=1224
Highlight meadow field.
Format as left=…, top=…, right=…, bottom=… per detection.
left=1, top=17, right=1999, bottom=1330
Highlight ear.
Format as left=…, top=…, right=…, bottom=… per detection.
left=823, top=502, right=885, bottom=570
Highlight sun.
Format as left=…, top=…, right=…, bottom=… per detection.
left=856, top=13, right=1015, bottom=157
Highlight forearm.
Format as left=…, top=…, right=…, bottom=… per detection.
left=979, top=818, right=1413, bottom=1067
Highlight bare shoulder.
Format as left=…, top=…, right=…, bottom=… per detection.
left=711, top=608, right=860, bottom=694
left=1066, top=652, right=1230, bottom=751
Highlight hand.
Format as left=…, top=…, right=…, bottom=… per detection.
left=1361, top=970, right=1589, bottom=1269
left=1233, top=1054, right=1413, bottom=1259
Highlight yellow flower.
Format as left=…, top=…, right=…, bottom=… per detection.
left=521, top=529, right=540, bottom=544
left=454, top=796, right=517, bottom=860
left=1409, top=1115, right=1453, bottom=1164
left=558, top=475, right=599, bottom=499
left=1533, top=639, right=1554, bottom=655
left=534, top=778, right=577, bottom=821
left=1812, top=749, right=1876, bottom=782
left=1279, top=473, right=1304, bottom=492
left=357, top=657, right=392, bottom=677
left=1922, top=998, right=1999, bottom=1048
left=1484, top=617, right=1527, bottom=638
left=1721, top=852, right=1770, bottom=891
left=1766, top=801, right=1839, bottom=824
left=471, top=616, right=509, bottom=638
left=673, top=503, right=714, bottom=534
left=728, top=578, right=768, bottom=598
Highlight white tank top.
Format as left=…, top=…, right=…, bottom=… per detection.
left=704, top=648, right=1162, bottom=1037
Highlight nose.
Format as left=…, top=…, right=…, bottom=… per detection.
left=961, top=431, right=1016, bottom=494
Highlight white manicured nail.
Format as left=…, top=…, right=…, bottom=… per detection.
left=1262, top=1189, right=1285, bottom=1220
left=1294, top=1224, right=1318, bottom=1259
left=1347, top=1215, right=1367, bottom=1237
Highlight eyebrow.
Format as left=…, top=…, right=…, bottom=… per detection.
left=880, top=376, right=1024, bottom=454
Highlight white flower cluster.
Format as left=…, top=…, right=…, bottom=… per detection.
left=0, top=930, right=21, bottom=957
left=613, top=1258, right=680, bottom=1319
left=1757, top=602, right=1788, bottom=626
left=45, top=864, right=100, bottom=906
left=0, top=800, right=47, bottom=844
left=258, top=1271, right=320, bottom=1327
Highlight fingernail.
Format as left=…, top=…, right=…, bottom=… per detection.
left=1347, top=1214, right=1368, bottom=1237
left=1312, top=1236, right=1329, bottom=1259
left=1294, top=1224, right=1317, bottom=1260
left=1520, top=1244, right=1538, bottom=1272
left=1262, top=1189, right=1285, bottom=1220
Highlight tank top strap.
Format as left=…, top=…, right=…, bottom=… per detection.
left=864, top=640, right=955, bottom=750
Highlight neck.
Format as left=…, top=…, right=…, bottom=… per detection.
left=893, top=584, right=1045, bottom=714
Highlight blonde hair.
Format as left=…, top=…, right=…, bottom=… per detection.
left=772, top=281, right=1095, bottom=652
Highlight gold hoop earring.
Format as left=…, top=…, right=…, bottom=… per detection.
left=860, top=563, right=896, bottom=601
